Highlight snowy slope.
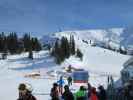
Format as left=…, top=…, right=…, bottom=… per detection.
left=0, top=28, right=131, bottom=100
left=49, top=28, right=131, bottom=87
left=0, top=47, right=130, bottom=100
left=0, top=51, right=58, bottom=100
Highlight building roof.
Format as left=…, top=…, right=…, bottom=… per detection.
left=123, top=57, right=133, bottom=68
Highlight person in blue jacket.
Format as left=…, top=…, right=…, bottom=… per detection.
left=57, top=76, right=65, bottom=95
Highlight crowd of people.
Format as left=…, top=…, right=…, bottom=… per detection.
left=17, top=76, right=107, bottom=100
left=50, top=76, right=107, bottom=100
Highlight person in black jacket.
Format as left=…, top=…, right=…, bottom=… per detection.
left=67, top=76, right=72, bottom=86
left=17, top=83, right=36, bottom=100
left=98, top=85, right=107, bottom=100
left=62, top=85, right=74, bottom=100
left=50, top=83, right=60, bottom=100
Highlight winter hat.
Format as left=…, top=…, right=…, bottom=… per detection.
left=25, top=83, right=33, bottom=92
left=18, top=83, right=33, bottom=92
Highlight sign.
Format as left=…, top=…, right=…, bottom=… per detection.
left=73, top=70, right=89, bottom=83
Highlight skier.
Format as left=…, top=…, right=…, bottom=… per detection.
left=75, top=86, right=87, bottom=100
left=88, top=83, right=92, bottom=99
left=57, top=76, right=65, bottom=95
left=67, top=76, right=72, bottom=86
left=50, top=83, right=60, bottom=100
left=98, top=85, right=107, bottom=100
left=17, top=83, right=36, bottom=100
left=90, top=87, right=98, bottom=100
left=67, top=65, right=72, bottom=72
left=62, top=85, right=74, bottom=100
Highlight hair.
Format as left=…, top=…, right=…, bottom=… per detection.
left=98, top=85, right=104, bottom=90
left=18, top=83, right=26, bottom=90
left=64, top=85, right=69, bottom=91
left=91, top=87, right=97, bottom=94
left=53, top=83, right=58, bottom=87
left=88, top=83, right=91, bottom=90
left=80, top=86, right=85, bottom=91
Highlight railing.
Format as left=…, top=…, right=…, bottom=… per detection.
left=107, top=94, right=129, bottom=100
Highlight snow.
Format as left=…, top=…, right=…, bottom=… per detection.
left=0, top=48, right=129, bottom=99
left=53, top=28, right=123, bottom=43
left=0, top=29, right=131, bottom=100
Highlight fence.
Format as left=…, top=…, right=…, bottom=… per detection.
left=107, top=94, right=129, bottom=100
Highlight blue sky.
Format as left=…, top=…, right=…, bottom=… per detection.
left=0, top=0, right=133, bottom=36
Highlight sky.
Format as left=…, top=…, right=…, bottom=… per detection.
left=0, top=0, right=133, bottom=36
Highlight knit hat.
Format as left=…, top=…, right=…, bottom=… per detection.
left=18, top=83, right=33, bottom=92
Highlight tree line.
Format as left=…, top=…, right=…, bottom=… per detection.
left=51, top=35, right=83, bottom=64
left=0, top=32, right=42, bottom=59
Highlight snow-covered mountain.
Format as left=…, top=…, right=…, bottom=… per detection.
left=120, top=27, right=133, bottom=47
left=53, top=28, right=123, bottom=43
left=41, top=27, right=133, bottom=49
left=40, top=35, right=58, bottom=47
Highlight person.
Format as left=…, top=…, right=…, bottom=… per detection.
left=57, top=76, right=65, bottom=95
left=67, top=65, right=72, bottom=72
left=123, top=82, right=133, bottom=100
left=67, top=76, right=72, bottom=86
left=98, top=85, right=106, bottom=100
left=75, top=86, right=87, bottom=100
left=17, top=83, right=36, bottom=100
left=62, top=85, right=74, bottom=100
left=88, top=83, right=92, bottom=99
left=90, top=87, right=98, bottom=100
left=50, top=83, right=60, bottom=100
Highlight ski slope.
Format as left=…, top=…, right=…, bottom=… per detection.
left=0, top=29, right=131, bottom=99
left=0, top=46, right=130, bottom=100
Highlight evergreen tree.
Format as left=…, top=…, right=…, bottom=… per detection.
left=54, top=40, right=59, bottom=56
left=7, top=32, right=18, bottom=54
left=60, top=37, right=70, bottom=58
left=76, top=48, right=83, bottom=60
left=70, top=35, right=75, bottom=55
left=0, top=32, right=41, bottom=55
left=31, top=37, right=42, bottom=51
left=54, top=40, right=62, bottom=64
left=65, top=37, right=70, bottom=58
left=28, top=39, right=33, bottom=59
left=23, top=33, right=31, bottom=51
left=0, top=33, right=4, bottom=52
left=51, top=36, right=76, bottom=64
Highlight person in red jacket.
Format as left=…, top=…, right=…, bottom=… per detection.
left=90, top=87, right=98, bottom=100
